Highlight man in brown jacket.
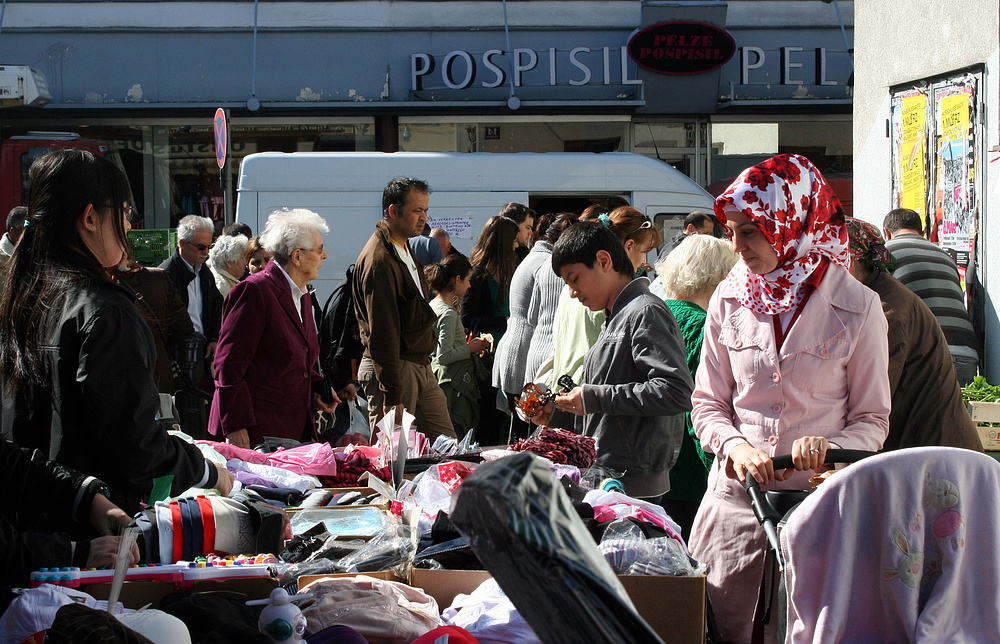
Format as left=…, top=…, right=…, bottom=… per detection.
left=353, top=178, right=455, bottom=439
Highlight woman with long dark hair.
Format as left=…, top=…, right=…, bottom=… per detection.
left=0, top=149, right=232, bottom=515
left=462, top=215, right=519, bottom=444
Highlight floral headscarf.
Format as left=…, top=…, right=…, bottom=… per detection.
left=715, top=153, right=848, bottom=315
left=846, top=218, right=896, bottom=274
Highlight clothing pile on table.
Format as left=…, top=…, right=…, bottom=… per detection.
left=5, top=432, right=702, bottom=644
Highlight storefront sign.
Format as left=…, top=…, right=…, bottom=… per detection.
left=410, top=46, right=642, bottom=92
left=627, top=22, right=735, bottom=75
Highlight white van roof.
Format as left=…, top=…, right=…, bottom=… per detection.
left=238, top=151, right=707, bottom=197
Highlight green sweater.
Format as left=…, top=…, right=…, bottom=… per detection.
left=662, top=299, right=713, bottom=503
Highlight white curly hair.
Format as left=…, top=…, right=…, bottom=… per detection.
left=258, top=208, right=329, bottom=265
left=655, top=234, right=738, bottom=301
left=208, top=233, right=249, bottom=270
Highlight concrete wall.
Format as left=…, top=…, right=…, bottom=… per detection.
left=854, top=0, right=1000, bottom=379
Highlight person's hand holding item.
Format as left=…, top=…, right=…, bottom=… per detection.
left=337, top=383, right=358, bottom=402
left=87, top=536, right=139, bottom=568
left=313, top=389, right=340, bottom=414
left=730, top=443, right=782, bottom=485
left=213, top=462, right=235, bottom=496
left=468, top=337, right=489, bottom=354
left=226, top=428, right=251, bottom=449
left=554, top=387, right=586, bottom=416
left=88, top=490, right=132, bottom=536
left=790, top=436, right=831, bottom=474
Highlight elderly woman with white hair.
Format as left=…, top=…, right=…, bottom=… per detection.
left=208, top=233, right=249, bottom=297
left=208, top=208, right=338, bottom=448
left=654, top=233, right=738, bottom=539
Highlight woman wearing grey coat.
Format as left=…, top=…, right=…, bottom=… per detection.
left=493, top=213, right=580, bottom=402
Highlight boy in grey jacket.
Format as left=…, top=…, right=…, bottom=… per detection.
left=527, top=221, right=693, bottom=498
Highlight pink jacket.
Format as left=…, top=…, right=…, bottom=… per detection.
left=687, top=264, right=890, bottom=644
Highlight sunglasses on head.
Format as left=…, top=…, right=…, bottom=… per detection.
left=626, top=219, right=653, bottom=239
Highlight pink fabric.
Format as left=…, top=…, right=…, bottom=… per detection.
left=590, top=504, right=619, bottom=524
left=197, top=440, right=338, bottom=476
left=716, top=154, right=849, bottom=316
left=782, top=447, right=1000, bottom=643
left=687, top=264, right=890, bottom=644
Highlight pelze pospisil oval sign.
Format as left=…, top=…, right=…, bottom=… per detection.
left=627, top=21, right=736, bottom=75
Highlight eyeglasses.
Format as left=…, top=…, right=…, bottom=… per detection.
left=190, top=242, right=215, bottom=252
left=626, top=219, right=653, bottom=239
left=297, top=246, right=324, bottom=255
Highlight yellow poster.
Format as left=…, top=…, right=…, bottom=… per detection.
left=939, top=94, right=968, bottom=142
left=899, top=95, right=927, bottom=215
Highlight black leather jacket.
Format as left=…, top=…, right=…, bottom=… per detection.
left=1, top=280, right=215, bottom=514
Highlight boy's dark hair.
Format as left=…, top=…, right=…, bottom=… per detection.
left=883, top=208, right=923, bottom=235
left=551, top=220, right=633, bottom=278
left=382, top=177, right=430, bottom=218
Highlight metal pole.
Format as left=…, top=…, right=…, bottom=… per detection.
left=501, top=0, right=519, bottom=108
left=251, top=0, right=259, bottom=98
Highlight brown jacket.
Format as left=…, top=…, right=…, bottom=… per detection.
left=865, top=270, right=981, bottom=452
left=353, top=220, right=437, bottom=406
left=122, top=267, right=194, bottom=394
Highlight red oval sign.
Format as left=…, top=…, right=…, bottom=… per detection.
left=628, top=21, right=735, bottom=76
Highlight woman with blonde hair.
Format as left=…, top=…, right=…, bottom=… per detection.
left=654, top=233, right=739, bottom=539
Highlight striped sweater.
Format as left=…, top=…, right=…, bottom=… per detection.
left=885, top=233, right=978, bottom=359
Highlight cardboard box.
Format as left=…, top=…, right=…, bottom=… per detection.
left=967, top=401, right=1000, bottom=450
left=80, top=576, right=277, bottom=610
left=408, top=568, right=706, bottom=643
left=297, top=570, right=400, bottom=588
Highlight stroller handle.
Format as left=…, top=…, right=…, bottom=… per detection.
left=766, top=448, right=877, bottom=476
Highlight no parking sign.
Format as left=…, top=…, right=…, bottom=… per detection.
left=214, top=108, right=227, bottom=169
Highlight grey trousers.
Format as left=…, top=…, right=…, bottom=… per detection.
left=357, top=357, right=456, bottom=440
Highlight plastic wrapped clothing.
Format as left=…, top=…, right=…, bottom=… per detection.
left=449, top=451, right=662, bottom=644
left=199, top=440, right=339, bottom=477
left=442, top=577, right=541, bottom=644
left=782, top=447, right=1000, bottom=643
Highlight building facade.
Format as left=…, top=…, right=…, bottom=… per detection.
left=854, top=0, right=999, bottom=380
left=0, top=0, right=853, bottom=230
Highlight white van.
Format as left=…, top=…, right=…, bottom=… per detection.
left=236, top=151, right=714, bottom=299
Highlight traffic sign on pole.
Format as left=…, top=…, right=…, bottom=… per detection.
left=214, top=108, right=228, bottom=169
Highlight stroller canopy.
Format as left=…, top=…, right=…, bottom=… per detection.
left=781, top=446, right=1000, bottom=643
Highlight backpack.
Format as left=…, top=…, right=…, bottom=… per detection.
left=313, top=263, right=365, bottom=391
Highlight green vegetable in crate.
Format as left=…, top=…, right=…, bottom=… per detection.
left=962, top=376, right=1000, bottom=403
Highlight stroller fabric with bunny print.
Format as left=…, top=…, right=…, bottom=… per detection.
left=779, top=446, right=1000, bottom=643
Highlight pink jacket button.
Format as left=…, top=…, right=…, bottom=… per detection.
left=771, top=404, right=781, bottom=413
left=772, top=373, right=780, bottom=383
left=819, top=347, right=830, bottom=357
left=712, top=437, right=721, bottom=449
left=768, top=435, right=779, bottom=445
left=734, top=340, right=743, bottom=349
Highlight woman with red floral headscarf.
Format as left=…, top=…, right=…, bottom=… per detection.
left=687, top=154, right=891, bottom=643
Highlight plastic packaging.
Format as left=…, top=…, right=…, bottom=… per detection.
left=335, top=523, right=417, bottom=578
left=598, top=519, right=704, bottom=577
left=450, top=452, right=663, bottom=644
left=288, top=506, right=390, bottom=537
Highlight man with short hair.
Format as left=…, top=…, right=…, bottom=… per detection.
left=160, top=215, right=224, bottom=438
left=883, top=208, right=979, bottom=386
left=683, top=211, right=715, bottom=236
left=353, top=178, right=455, bottom=438
left=429, top=227, right=451, bottom=256
left=499, top=202, right=535, bottom=262
left=0, top=206, right=26, bottom=268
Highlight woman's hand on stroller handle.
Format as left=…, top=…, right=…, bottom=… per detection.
left=732, top=436, right=833, bottom=486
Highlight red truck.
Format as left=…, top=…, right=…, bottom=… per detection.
left=0, top=132, right=132, bottom=232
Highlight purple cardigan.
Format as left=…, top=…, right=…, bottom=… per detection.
left=208, top=260, right=322, bottom=446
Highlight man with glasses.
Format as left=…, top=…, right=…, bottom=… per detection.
left=160, top=214, right=223, bottom=438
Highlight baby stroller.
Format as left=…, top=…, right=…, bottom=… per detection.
left=749, top=446, right=1000, bottom=643
left=744, top=449, right=874, bottom=644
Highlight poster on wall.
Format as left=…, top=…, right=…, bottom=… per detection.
left=891, top=88, right=930, bottom=230
left=933, top=75, right=978, bottom=257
